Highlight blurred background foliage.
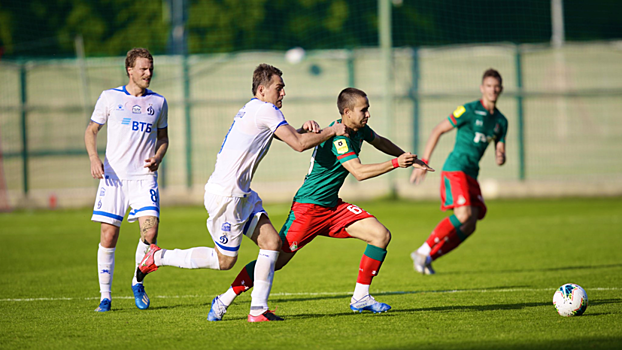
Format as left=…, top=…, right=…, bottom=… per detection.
left=1, top=0, right=621, bottom=58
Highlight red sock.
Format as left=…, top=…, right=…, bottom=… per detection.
left=231, top=260, right=256, bottom=295
left=427, top=215, right=468, bottom=260
left=356, top=245, right=387, bottom=285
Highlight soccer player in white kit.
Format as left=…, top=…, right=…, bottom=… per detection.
left=85, top=48, right=169, bottom=312
left=136, top=63, right=348, bottom=322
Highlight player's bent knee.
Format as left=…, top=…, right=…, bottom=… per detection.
left=218, top=255, right=238, bottom=270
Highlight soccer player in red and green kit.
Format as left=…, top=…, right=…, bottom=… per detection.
left=409, top=68, right=508, bottom=275
left=206, top=87, right=433, bottom=321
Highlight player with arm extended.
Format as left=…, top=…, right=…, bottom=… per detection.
left=409, top=68, right=508, bottom=275
left=85, top=48, right=169, bottom=312
left=206, top=87, right=434, bottom=321
left=136, top=64, right=348, bottom=322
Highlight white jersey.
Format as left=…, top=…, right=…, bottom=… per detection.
left=206, top=98, right=287, bottom=197
left=91, top=86, right=168, bottom=180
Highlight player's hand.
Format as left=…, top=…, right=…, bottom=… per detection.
left=397, top=152, right=417, bottom=168
left=410, top=168, right=428, bottom=184
left=496, top=149, right=506, bottom=165
left=331, top=121, right=349, bottom=137
left=301, top=120, right=321, bottom=133
left=90, top=157, right=104, bottom=179
left=144, top=156, right=162, bottom=172
left=413, top=158, right=434, bottom=172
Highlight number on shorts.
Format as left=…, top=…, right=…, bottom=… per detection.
left=347, top=205, right=362, bottom=215
left=150, top=189, right=159, bottom=203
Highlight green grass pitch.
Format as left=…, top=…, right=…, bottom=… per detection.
left=1, top=197, right=621, bottom=349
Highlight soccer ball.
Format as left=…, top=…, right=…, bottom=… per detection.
left=553, top=283, right=588, bottom=317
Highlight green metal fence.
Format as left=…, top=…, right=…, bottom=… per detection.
left=1, top=41, right=621, bottom=208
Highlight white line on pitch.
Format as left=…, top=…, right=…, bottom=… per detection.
left=1, top=287, right=619, bottom=302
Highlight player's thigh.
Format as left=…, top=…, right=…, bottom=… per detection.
left=91, top=178, right=128, bottom=228
left=127, top=177, right=160, bottom=225
left=205, top=191, right=264, bottom=258
left=345, top=217, right=391, bottom=246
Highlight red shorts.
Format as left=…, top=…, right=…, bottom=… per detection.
left=440, top=171, right=487, bottom=219
left=279, top=199, right=375, bottom=253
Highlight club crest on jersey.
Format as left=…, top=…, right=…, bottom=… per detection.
left=476, top=119, right=484, bottom=127
left=221, top=222, right=231, bottom=232
left=132, top=105, right=142, bottom=114
left=147, top=105, right=154, bottom=116
left=334, top=139, right=349, bottom=154
left=219, top=235, right=228, bottom=244
left=290, top=241, right=298, bottom=251
left=97, top=200, right=102, bottom=209
left=453, top=106, right=466, bottom=118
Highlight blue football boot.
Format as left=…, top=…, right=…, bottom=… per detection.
left=132, top=283, right=150, bottom=310
left=95, top=298, right=111, bottom=312
left=350, top=295, right=391, bottom=313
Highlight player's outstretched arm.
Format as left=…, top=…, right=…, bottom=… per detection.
left=369, top=134, right=406, bottom=157
left=342, top=152, right=416, bottom=181
left=144, top=127, right=169, bottom=171
left=274, top=122, right=348, bottom=152
left=85, top=121, right=104, bottom=179
left=495, top=141, right=506, bottom=166
left=410, top=118, right=453, bottom=184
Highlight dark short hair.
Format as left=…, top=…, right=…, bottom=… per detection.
left=125, top=48, right=153, bottom=77
left=482, top=68, right=502, bottom=85
left=337, top=87, right=367, bottom=115
left=252, top=64, right=283, bottom=95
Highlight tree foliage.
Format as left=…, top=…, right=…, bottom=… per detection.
left=0, top=0, right=620, bottom=58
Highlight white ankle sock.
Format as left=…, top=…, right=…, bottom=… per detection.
left=250, top=249, right=278, bottom=316
left=132, top=239, right=150, bottom=285
left=219, top=287, right=238, bottom=307
left=97, top=244, right=115, bottom=301
left=352, top=283, right=370, bottom=301
left=417, top=242, right=431, bottom=256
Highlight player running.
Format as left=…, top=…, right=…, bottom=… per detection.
left=136, top=64, right=348, bottom=322
left=409, top=68, right=508, bottom=275
left=85, top=48, right=169, bottom=312
left=206, top=87, right=433, bottom=321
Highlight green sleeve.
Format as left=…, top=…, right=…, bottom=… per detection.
left=332, top=136, right=358, bottom=163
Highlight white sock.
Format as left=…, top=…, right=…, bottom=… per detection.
left=417, top=242, right=432, bottom=257
left=352, top=283, right=370, bottom=301
left=219, top=287, right=238, bottom=307
left=250, top=249, right=278, bottom=316
left=160, top=247, right=220, bottom=270
left=132, top=239, right=150, bottom=285
left=97, top=244, right=115, bottom=301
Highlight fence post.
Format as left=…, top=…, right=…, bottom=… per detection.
left=20, top=63, right=29, bottom=195
left=411, top=47, right=420, bottom=155
left=183, top=54, right=192, bottom=189
left=515, top=44, right=526, bottom=181
left=347, top=48, right=355, bottom=87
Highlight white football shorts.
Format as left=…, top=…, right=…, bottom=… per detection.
left=204, top=189, right=266, bottom=257
left=91, top=176, right=160, bottom=227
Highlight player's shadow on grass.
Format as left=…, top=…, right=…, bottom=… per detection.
left=270, top=286, right=529, bottom=303
left=442, top=263, right=622, bottom=275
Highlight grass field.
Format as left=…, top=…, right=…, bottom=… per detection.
left=1, top=197, right=621, bottom=349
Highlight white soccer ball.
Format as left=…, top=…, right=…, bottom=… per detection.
left=285, top=47, right=305, bottom=64
left=553, top=283, right=588, bottom=317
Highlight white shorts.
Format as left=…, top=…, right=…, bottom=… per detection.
left=204, top=190, right=266, bottom=257
left=91, top=176, right=160, bottom=227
